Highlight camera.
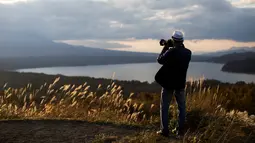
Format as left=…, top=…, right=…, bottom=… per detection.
left=159, top=39, right=174, bottom=47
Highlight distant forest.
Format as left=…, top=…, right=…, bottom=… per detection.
left=222, top=58, right=255, bottom=74
left=204, top=52, right=255, bottom=74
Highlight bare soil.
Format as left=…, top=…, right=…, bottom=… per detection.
left=0, top=119, right=141, bottom=143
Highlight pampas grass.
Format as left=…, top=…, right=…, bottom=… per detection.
left=0, top=77, right=254, bottom=142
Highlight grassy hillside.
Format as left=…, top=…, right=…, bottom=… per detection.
left=0, top=71, right=254, bottom=142
left=0, top=71, right=254, bottom=113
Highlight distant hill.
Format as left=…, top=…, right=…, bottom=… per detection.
left=0, top=55, right=160, bottom=70
left=200, top=49, right=255, bottom=74
left=0, top=31, right=161, bottom=69
left=201, top=47, right=255, bottom=57
left=206, top=52, right=255, bottom=63
left=222, top=58, right=255, bottom=74
left=0, top=31, right=212, bottom=69
left=0, top=31, right=158, bottom=58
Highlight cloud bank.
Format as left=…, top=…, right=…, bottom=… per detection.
left=0, top=0, right=255, bottom=50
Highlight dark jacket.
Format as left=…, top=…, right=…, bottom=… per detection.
left=155, top=43, right=192, bottom=90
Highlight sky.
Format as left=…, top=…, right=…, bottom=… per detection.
left=0, top=0, right=255, bottom=53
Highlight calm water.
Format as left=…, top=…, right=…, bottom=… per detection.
left=17, top=62, right=255, bottom=83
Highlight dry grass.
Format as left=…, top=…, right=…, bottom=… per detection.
left=0, top=77, right=254, bottom=142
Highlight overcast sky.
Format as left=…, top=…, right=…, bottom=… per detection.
left=0, top=0, right=255, bottom=53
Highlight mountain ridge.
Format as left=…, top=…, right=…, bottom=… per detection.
left=206, top=51, right=255, bottom=63
left=198, top=47, right=255, bottom=57
left=0, top=31, right=158, bottom=58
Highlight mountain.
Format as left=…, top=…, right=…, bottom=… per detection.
left=0, top=31, right=218, bottom=69
left=206, top=52, right=255, bottom=63
left=0, top=31, right=162, bottom=69
left=200, top=47, right=255, bottom=57
left=0, top=31, right=158, bottom=58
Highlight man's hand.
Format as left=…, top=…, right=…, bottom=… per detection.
left=160, top=39, right=167, bottom=46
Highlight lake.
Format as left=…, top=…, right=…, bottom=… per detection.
left=17, top=62, right=255, bottom=83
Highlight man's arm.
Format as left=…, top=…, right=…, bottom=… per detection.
left=157, top=47, right=174, bottom=65
left=157, top=39, right=174, bottom=65
left=159, top=46, right=169, bottom=56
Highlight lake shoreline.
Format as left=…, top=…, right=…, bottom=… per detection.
left=2, top=61, right=158, bottom=71
left=12, top=62, right=157, bottom=71
left=11, top=61, right=255, bottom=77
left=8, top=61, right=218, bottom=71
left=0, top=70, right=247, bottom=92
left=15, top=62, right=255, bottom=84
left=0, top=55, right=160, bottom=71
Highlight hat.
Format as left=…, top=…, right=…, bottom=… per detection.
left=172, top=31, right=184, bottom=41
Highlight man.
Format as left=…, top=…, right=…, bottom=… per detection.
left=155, top=31, right=192, bottom=138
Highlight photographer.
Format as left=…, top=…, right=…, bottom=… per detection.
left=155, top=31, right=192, bottom=138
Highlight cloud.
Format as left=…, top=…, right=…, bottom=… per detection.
left=232, top=0, right=255, bottom=5
left=0, top=0, right=29, bottom=4
left=0, top=0, right=254, bottom=42
left=232, top=0, right=255, bottom=8
left=112, top=39, right=255, bottom=53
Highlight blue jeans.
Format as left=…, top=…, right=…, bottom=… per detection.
left=160, top=88, right=186, bottom=133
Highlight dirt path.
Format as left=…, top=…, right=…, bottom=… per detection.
left=0, top=120, right=142, bottom=143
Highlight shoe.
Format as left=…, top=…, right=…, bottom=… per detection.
left=176, top=134, right=184, bottom=139
left=156, top=130, right=169, bottom=137
left=176, top=130, right=185, bottom=139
